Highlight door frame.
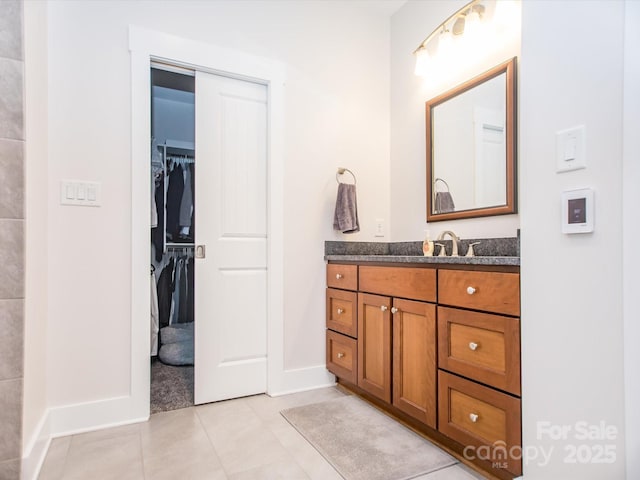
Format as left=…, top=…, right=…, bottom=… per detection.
left=129, top=26, right=285, bottom=418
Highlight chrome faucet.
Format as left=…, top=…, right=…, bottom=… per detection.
left=437, top=230, right=460, bottom=257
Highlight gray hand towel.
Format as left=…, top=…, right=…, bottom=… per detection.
left=333, top=183, right=360, bottom=233
left=434, top=191, right=455, bottom=213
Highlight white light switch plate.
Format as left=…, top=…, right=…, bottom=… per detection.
left=556, top=125, right=586, bottom=173
left=60, top=180, right=101, bottom=207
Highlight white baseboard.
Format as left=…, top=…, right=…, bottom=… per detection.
left=269, top=364, right=336, bottom=397
left=21, top=395, right=148, bottom=480
left=21, top=365, right=329, bottom=479
left=21, top=410, right=52, bottom=480
left=47, top=395, right=148, bottom=438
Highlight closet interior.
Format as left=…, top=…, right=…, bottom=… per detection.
left=150, top=66, right=196, bottom=413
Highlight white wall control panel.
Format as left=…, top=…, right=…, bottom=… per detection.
left=561, top=188, right=594, bottom=234
left=60, top=180, right=101, bottom=207
left=556, top=125, right=586, bottom=172
left=374, top=218, right=385, bottom=237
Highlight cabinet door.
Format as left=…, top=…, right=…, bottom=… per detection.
left=358, top=293, right=392, bottom=403
left=392, top=298, right=436, bottom=428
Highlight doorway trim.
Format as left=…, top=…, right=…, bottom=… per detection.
left=129, top=26, right=285, bottom=418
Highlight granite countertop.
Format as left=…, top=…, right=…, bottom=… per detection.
left=324, top=254, right=520, bottom=266
left=324, top=237, right=520, bottom=266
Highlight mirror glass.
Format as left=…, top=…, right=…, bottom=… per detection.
left=426, top=58, right=516, bottom=221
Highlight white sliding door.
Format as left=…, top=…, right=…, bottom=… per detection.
left=194, top=71, right=268, bottom=404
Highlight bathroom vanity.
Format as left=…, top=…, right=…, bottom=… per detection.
left=325, top=241, right=521, bottom=479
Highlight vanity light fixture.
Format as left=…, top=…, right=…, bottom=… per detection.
left=414, top=0, right=485, bottom=76
left=414, top=0, right=519, bottom=77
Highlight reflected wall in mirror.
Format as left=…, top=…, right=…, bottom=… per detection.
left=426, top=57, right=517, bottom=222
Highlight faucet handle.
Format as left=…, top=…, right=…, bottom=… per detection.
left=465, top=242, right=481, bottom=257
left=435, top=243, right=447, bottom=257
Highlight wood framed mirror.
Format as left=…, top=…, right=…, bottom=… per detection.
left=426, top=57, right=517, bottom=222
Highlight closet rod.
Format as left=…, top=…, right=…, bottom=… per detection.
left=167, top=243, right=195, bottom=249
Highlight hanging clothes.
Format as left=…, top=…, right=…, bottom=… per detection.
left=178, top=258, right=189, bottom=323
left=151, top=173, right=165, bottom=262
left=157, top=257, right=175, bottom=329
left=150, top=268, right=160, bottom=356
left=179, top=167, right=193, bottom=231
left=186, top=256, right=195, bottom=323
left=166, top=164, right=184, bottom=241
left=189, top=163, right=195, bottom=235
left=170, top=258, right=183, bottom=325
left=151, top=138, right=164, bottom=228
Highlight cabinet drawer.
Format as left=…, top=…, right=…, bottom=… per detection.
left=438, top=270, right=520, bottom=316
left=327, top=264, right=358, bottom=290
left=439, top=371, right=521, bottom=476
left=326, top=330, right=357, bottom=384
left=359, top=266, right=436, bottom=302
left=326, top=288, right=357, bottom=337
left=438, top=306, right=520, bottom=395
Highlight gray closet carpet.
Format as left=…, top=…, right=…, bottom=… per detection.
left=150, top=358, right=194, bottom=414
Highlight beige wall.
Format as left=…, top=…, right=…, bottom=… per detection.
left=40, top=0, right=391, bottom=407
left=519, top=1, right=626, bottom=478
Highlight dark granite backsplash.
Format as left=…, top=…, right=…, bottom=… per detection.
left=325, top=236, right=519, bottom=257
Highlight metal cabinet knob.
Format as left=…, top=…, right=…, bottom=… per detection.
left=337, top=308, right=344, bottom=314
left=466, top=286, right=476, bottom=295
left=337, top=352, right=345, bottom=359
left=391, top=307, right=399, bottom=314
left=469, top=413, right=479, bottom=423
left=336, top=273, right=343, bottom=279
left=380, top=305, right=388, bottom=312
left=469, top=342, right=479, bottom=351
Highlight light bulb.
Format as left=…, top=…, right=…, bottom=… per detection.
left=438, top=29, right=453, bottom=57
left=414, top=47, right=431, bottom=77
left=465, top=9, right=482, bottom=39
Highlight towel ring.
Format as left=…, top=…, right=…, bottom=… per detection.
left=336, top=168, right=357, bottom=185
left=434, top=177, right=450, bottom=192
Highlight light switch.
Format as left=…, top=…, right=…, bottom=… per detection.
left=563, top=136, right=577, bottom=161
left=556, top=125, right=586, bottom=172
left=60, top=180, right=101, bottom=207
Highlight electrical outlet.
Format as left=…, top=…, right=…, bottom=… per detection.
left=375, top=219, right=385, bottom=237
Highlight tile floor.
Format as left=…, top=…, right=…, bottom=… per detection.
left=38, top=386, right=486, bottom=480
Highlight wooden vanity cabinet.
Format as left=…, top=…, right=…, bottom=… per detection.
left=325, top=261, right=521, bottom=479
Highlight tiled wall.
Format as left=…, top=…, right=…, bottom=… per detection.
left=0, top=0, right=24, bottom=478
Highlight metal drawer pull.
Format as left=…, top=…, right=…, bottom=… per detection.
left=469, top=342, right=479, bottom=351
left=391, top=307, right=399, bottom=314
left=336, top=273, right=343, bottom=279
left=466, top=286, right=476, bottom=295
left=380, top=305, right=388, bottom=312
left=337, top=352, right=345, bottom=359
left=337, top=308, right=344, bottom=314
left=469, top=413, right=479, bottom=423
